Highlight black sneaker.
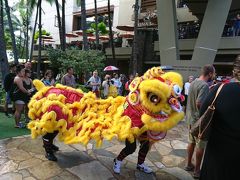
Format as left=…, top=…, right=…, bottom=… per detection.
left=5, top=113, right=10, bottom=118
left=45, top=152, right=58, bottom=161
left=51, top=144, right=59, bottom=152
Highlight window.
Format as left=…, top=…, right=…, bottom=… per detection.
left=54, top=15, right=62, bottom=27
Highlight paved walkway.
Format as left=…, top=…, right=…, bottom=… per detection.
left=0, top=121, right=194, bottom=180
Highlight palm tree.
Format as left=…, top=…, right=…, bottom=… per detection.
left=28, top=0, right=54, bottom=61
left=17, top=0, right=30, bottom=61
left=4, top=0, right=19, bottom=64
left=0, top=0, right=9, bottom=83
left=94, top=0, right=99, bottom=49
left=131, top=0, right=139, bottom=75
left=25, top=1, right=29, bottom=62
left=107, top=0, right=115, bottom=63
left=61, top=0, right=66, bottom=50
left=37, top=0, right=42, bottom=78
left=81, top=0, right=88, bottom=50
left=29, top=0, right=39, bottom=62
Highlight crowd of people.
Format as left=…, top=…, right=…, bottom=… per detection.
left=178, top=14, right=240, bottom=39
left=3, top=63, right=34, bottom=128
left=2, top=64, right=137, bottom=128
left=183, top=57, right=240, bottom=179
left=2, top=56, right=240, bottom=179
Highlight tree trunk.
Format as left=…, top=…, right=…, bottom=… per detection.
left=55, top=0, right=63, bottom=49
left=21, top=36, right=26, bottom=58
left=107, top=0, right=115, bottom=63
left=29, top=0, right=39, bottom=62
left=81, top=0, right=88, bottom=50
left=18, top=29, right=22, bottom=54
left=37, top=0, right=42, bottom=79
left=4, top=0, right=18, bottom=64
left=25, top=1, right=29, bottom=62
left=0, top=0, right=9, bottom=84
left=94, top=0, right=99, bottom=49
left=131, top=0, right=139, bottom=75
left=62, top=0, right=66, bottom=50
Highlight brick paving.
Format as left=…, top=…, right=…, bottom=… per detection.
left=0, top=121, right=194, bottom=180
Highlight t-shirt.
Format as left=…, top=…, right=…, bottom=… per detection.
left=186, top=78, right=209, bottom=125
left=4, top=72, right=16, bottom=92
left=88, top=76, right=101, bottom=91
left=184, top=82, right=191, bottom=95
left=61, top=74, right=76, bottom=87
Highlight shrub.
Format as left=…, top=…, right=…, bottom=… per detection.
left=47, top=47, right=106, bottom=77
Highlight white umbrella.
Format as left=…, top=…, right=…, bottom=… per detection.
left=104, top=66, right=119, bottom=71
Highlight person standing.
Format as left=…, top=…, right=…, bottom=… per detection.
left=233, top=14, right=240, bottom=36
left=42, top=70, right=55, bottom=86
left=112, top=73, right=122, bottom=95
left=200, top=56, right=240, bottom=180
left=23, top=69, right=34, bottom=123
left=113, top=132, right=153, bottom=174
left=12, top=65, right=31, bottom=128
left=88, top=70, right=101, bottom=98
left=61, top=67, right=76, bottom=88
left=185, top=64, right=215, bottom=179
left=3, top=63, right=16, bottom=117
left=25, top=61, right=36, bottom=80
left=124, top=74, right=134, bottom=95
left=183, top=76, right=194, bottom=111
left=102, top=74, right=115, bottom=98
left=42, top=70, right=59, bottom=161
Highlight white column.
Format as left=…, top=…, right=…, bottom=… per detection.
left=156, top=0, right=179, bottom=65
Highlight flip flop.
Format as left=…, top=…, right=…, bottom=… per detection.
left=193, top=171, right=200, bottom=179
left=184, top=165, right=194, bottom=171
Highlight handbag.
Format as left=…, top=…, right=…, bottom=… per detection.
left=190, top=83, right=224, bottom=141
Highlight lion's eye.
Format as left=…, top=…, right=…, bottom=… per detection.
left=173, top=85, right=182, bottom=97
left=148, top=93, right=161, bottom=104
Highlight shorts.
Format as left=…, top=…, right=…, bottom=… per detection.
left=188, top=132, right=207, bottom=149
left=183, top=95, right=188, bottom=106
left=5, top=92, right=11, bottom=104
left=93, top=90, right=100, bottom=98
left=15, top=100, right=25, bottom=105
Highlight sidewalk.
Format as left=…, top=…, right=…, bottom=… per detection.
left=0, top=122, right=194, bottom=180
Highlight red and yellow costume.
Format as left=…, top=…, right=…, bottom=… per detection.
left=28, top=67, right=184, bottom=147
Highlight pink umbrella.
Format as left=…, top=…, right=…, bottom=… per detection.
left=104, top=66, right=119, bottom=71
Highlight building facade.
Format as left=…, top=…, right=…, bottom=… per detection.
left=106, top=0, right=240, bottom=79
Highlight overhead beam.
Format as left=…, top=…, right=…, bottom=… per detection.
left=191, top=0, right=232, bottom=65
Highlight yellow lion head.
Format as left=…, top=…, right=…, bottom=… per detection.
left=126, top=67, right=185, bottom=140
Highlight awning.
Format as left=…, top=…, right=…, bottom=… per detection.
left=65, top=33, right=79, bottom=38
left=41, top=35, right=53, bottom=39
left=116, top=25, right=134, bottom=31
left=119, top=33, right=134, bottom=39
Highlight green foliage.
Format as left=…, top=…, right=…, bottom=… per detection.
left=86, top=29, right=95, bottom=34
left=89, top=22, right=108, bottom=35
left=34, top=29, right=51, bottom=40
left=77, top=84, right=90, bottom=93
left=98, top=22, right=108, bottom=35
left=76, top=0, right=81, bottom=7
left=0, top=88, right=5, bottom=105
left=47, top=47, right=106, bottom=78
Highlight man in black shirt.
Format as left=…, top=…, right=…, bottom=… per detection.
left=3, top=63, right=16, bottom=117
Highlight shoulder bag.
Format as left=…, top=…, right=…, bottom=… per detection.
left=190, top=83, right=224, bottom=141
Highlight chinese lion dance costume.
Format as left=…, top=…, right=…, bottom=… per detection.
left=28, top=67, right=184, bottom=147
